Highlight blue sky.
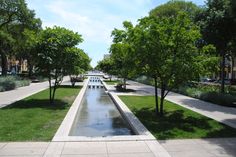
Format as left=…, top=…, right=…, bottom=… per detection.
left=26, top=0, right=205, bottom=67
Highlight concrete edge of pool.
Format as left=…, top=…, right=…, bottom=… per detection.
left=52, top=77, right=155, bottom=142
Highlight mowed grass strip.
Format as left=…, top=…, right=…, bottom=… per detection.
left=119, top=96, right=236, bottom=140
left=0, top=85, right=81, bottom=141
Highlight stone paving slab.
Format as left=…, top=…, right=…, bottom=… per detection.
left=0, top=148, right=46, bottom=156
left=62, top=142, right=107, bottom=155
left=0, top=141, right=171, bottom=157
left=159, top=138, right=236, bottom=157
left=0, top=142, right=48, bottom=156
left=0, top=143, right=6, bottom=149
left=106, top=141, right=151, bottom=154
left=1, top=139, right=235, bottom=156
left=61, top=155, right=108, bottom=157
left=43, top=142, right=64, bottom=156
left=109, top=153, right=155, bottom=157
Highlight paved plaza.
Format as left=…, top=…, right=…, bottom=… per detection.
left=0, top=138, right=236, bottom=157
left=0, top=140, right=169, bottom=157
left=159, top=138, right=236, bottom=157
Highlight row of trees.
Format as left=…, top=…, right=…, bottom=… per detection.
left=96, top=0, right=236, bottom=115
left=0, top=0, right=42, bottom=76
left=195, top=0, right=236, bottom=93
left=0, top=0, right=91, bottom=104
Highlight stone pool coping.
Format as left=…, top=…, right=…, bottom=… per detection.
left=53, top=78, right=90, bottom=141
left=53, top=77, right=155, bottom=142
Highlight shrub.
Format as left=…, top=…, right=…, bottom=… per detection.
left=134, top=75, right=154, bottom=86
left=0, top=76, right=30, bottom=92
left=200, top=92, right=236, bottom=107
left=115, top=83, right=124, bottom=92
left=134, top=75, right=236, bottom=107
left=0, top=76, right=16, bottom=91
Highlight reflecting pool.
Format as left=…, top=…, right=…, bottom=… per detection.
left=70, top=77, right=134, bottom=136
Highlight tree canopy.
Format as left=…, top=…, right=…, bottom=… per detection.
left=149, top=0, right=200, bottom=19
left=109, top=21, right=135, bottom=89
left=36, top=26, right=89, bottom=104
left=131, top=13, right=208, bottom=115
left=196, top=0, right=236, bottom=93
left=0, top=0, right=42, bottom=75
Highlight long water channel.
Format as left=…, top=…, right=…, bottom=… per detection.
left=69, top=77, right=134, bottom=137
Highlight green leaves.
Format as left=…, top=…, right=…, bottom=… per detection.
left=110, top=22, right=135, bottom=79
left=198, top=0, right=235, bottom=51
left=133, top=13, right=200, bottom=82
left=149, top=0, right=200, bottom=19
left=36, top=26, right=88, bottom=77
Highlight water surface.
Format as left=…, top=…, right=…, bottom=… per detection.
left=70, top=78, right=134, bottom=136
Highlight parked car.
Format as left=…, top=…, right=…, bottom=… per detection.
left=214, top=79, right=231, bottom=85
left=201, top=78, right=215, bottom=82
left=103, top=75, right=109, bottom=79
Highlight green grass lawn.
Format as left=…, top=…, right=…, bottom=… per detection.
left=104, top=80, right=120, bottom=85
left=120, top=95, right=236, bottom=140
left=0, top=85, right=81, bottom=141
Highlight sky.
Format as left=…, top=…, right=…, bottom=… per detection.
left=26, top=0, right=205, bottom=67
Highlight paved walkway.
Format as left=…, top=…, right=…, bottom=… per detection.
left=159, top=138, right=236, bottom=157
left=0, top=138, right=235, bottom=157
left=0, top=76, right=70, bottom=108
left=0, top=140, right=169, bottom=157
left=112, top=80, right=236, bottom=129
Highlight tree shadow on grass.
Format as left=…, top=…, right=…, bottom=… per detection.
left=3, top=99, right=69, bottom=110
left=132, top=107, right=236, bottom=140
left=2, top=85, right=81, bottom=110
left=115, top=88, right=136, bottom=93
left=57, top=85, right=82, bottom=89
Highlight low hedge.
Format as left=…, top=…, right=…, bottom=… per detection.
left=200, top=92, right=236, bottom=107
left=134, top=76, right=236, bottom=107
left=0, top=76, right=30, bottom=92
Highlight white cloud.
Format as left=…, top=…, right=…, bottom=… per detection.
left=26, top=0, right=154, bottom=67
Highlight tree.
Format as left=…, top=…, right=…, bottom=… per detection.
left=36, top=26, right=83, bottom=104
left=96, top=57, right=114, bottom=81
left=110, top=21, right=134, bottom=89
left=0, top=0, right=41, bottom=75
left=20, top=28, right=41, bottom=77
left=132, top=13, right=214, bottom=115
left=196, top=0, right=236, bottom=93
left=0, top=29, right=14, bottom=75
left=65, top=47, right=91, bottom=86
left=15, top=10, right=42, bottom=77
left=149, top=0, right=200, bottom=19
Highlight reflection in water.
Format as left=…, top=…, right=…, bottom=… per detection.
left=70, top=78, right=134, bottom=136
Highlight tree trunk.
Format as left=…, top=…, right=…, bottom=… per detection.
left=51, top=83, right=57, bottom=104
left=1, top=53, right=8, bottom=76
left=232, top=56, right=235, bottom=80
left=220, top=52, right=226, bottom=93
left=160, top=84, right=165, bottom=116
left=49, top=76, right=52, bottom=104
left=28, top=60, right=33, bottom=78
left=154, top=77, right=159, bottom=114
left=123, top=78, right=126, bottom=90
left=70, top=76, right=75, bottom=87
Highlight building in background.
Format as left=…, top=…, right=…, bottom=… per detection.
left=0, top=56, right=28, bottom=75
